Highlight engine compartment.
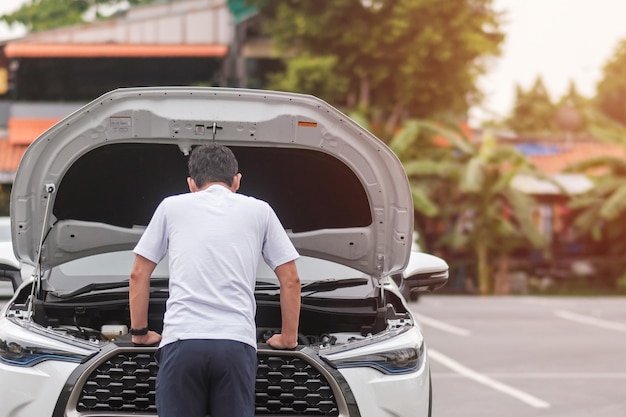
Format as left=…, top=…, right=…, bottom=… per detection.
left=8, top=284, right=413, bottom=350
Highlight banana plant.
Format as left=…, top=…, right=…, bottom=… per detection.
left=352, top=113, right=548, bottom=293
left=565, top=120, right=626, bottom=276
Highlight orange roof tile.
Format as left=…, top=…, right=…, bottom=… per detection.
left=0, top=139, right=28, bottom=173
left=8, top=118, right=60, bottom=145
left=527, top=141, right=626, bottom=174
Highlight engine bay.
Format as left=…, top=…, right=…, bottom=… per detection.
left=7, top=283, right=413, bottom=350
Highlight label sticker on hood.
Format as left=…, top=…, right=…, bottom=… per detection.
left=110, top=117, right=132, bottom=133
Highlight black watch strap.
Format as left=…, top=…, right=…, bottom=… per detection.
left=129, top=326, right=149, bottom=336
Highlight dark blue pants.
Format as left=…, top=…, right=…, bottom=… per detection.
left=156, top=339, right=257, bottom=417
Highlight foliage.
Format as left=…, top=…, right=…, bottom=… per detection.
left=441, top=131, right=546, bottom=294
left=554, top=81, right=589, bottom=133
left=565, top=119, right=626, bottom=268
left=596, top=39, right=626, bottom=126
left=356, top=115, right=547, bottom=293
left=505, top=76, right=556, bottom=134
left=255, top=0, right=504, bottom=128
left=1, top=0, right=157, bottom=32
left=500, top=77, right=591, bottom=135
left=266, top=54, right=350, bottom=105
left=425, top=127, right=545, bottom=251
left=0, top=185, right=9, bottom=216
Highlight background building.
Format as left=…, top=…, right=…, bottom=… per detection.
left=0, top=0, right=277, bottom=196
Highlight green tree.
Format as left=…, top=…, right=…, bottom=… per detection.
left=596, top=40, right=626, bottom=126
left=565, top=118, right=626, bottom=283
left=350, top=115, right=473, bottom=251
left=0, top=185, right=10, bottom=216
left=1, top=0, right=157, bottom=32
left=506, top=76, right=556, bottom=134
left=451, top=132, right=546, bottom=294
left=388, top=120, right=474, bottom=250
left=256, top=0, right=504, bottom=131
left=358, top=116, right=547, bottom=294
left=267, top=53, right=350, bottom=105
left=554, top=80, right=588, bottom=134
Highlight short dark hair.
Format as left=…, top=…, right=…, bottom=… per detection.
left=188, top=143, right=239, bottom=187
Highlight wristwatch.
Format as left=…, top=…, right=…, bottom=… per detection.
left=129, top=326, right=149, bottom=336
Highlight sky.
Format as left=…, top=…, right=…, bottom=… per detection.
left=0, top=0, right=26, bottom=41
left=472, top=0, right=626, bottom=124
left=2, top=0, right=626, bottom=126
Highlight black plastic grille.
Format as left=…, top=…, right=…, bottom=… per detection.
left=76, top=351, right=339, bottom=415
left=256, top=355, right=338, bottom=415
left=77, top=352, right=158, bottom=413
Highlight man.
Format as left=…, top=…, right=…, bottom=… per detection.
left=128, top=143, right=301, bottom=417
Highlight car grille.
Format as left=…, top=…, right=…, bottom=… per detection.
left=76, top=350, right=340, bottom=416
left=77, top=352, right=157, bottom=413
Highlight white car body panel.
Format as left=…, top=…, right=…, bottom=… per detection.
left=0, top=88, right=444, bottom=417
left=339, top=365, right=430, bottom=417
left=0, top=360, right=78, bottom=417
left=403, top=251, right=449, bottom=278
left=322, top=324, right=430, bottom=416
left=0, top=242, right=19, bottom=269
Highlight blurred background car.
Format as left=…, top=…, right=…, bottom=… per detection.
left=0, top=216, right=17, bottom=297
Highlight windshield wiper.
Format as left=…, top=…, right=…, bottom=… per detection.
left=51, top=278, right=169, bottom=299
left=300, top=278, right=369, bottom=293
left=255, top=280, right=281, bottom=291
left=255, top=278, right=369, bottom=294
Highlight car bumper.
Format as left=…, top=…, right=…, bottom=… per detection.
left=0, top=340, right=430, bottom=417
left=338, top=360, right=430, bottom=417
left=0, top=360, right=78, bottom=417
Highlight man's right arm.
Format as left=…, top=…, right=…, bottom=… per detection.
left=129, top=254, right=162, bottom=346
left=267, top=260, right=301, bottom=349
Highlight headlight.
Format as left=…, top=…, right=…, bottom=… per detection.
left=330, top=344, right=424, bottom=375
left=0, top=317, right=98, bottom=367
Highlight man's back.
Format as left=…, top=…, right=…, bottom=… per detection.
left=129, top=143, right=301, bottom=417
left=135, top=184, right=296, bottom=348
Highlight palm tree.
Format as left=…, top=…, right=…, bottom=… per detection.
left=388, top=120, right=474, bottom=247
left=350, top=114, right=473, bottom=250
left=353, top=114, right=548, bottom=294
left=565, top=119, right=626, bottom=283
left=448, top=132, right=546, bottom=294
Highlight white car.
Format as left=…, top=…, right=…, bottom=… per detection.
left=0, top=87, right=448, bottom=417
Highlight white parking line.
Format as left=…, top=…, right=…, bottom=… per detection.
left=555, top=310, right=626, bottom=332
left=428, top=349, right=551, bottom=409
left=433, top=372, right=626, bottom=379
left=412, top=313, right=471, bottom=336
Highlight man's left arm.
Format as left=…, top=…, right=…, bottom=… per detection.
left=129, top=254, right=162, bottom=346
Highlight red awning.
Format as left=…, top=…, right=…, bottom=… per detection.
left=4, top=43, right=228, bottom=58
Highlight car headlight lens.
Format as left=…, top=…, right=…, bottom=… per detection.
left=330, top=344, right=424, bottom=375
left=0, top=317, right=98, bottom=367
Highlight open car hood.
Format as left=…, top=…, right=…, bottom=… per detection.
left=11, top=87, right=413, bottom=278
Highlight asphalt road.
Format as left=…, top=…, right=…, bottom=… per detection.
left=411, top=295, right=626, bottom=417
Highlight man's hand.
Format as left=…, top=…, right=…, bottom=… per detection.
left=266, top=333, right=298, bottom=350
left=131, top=330, right=162, bottom=347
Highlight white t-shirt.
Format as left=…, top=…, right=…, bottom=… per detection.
left=133, top=185, right=299, bottom=349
